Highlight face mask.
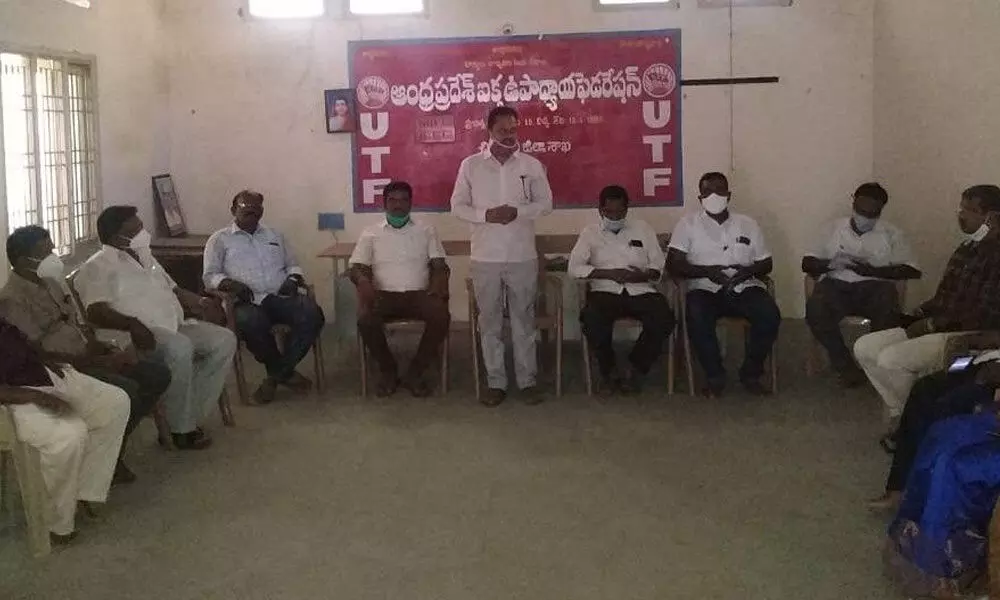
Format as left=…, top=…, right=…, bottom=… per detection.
left=30, top=254, right=65, bottom=280
left=852, top=212, right=878, bottom=234
left=967, top=223, right=990, bottom=243
left=602, top=217, right=626, bottom=234
left=386, top=213, right=410, bottom=229
left=125, top=229, right=152, bottom=250
left=701, top=193, right=729, bottom=215
left=489, top=136, right=519, bottom=152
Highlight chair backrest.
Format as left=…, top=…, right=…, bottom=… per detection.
left=0, top=406, right=17, bottom=451
left=64, top=269, right=87, bottom=322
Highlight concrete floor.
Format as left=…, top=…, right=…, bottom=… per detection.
left=0, top=323, right=902, bottom=600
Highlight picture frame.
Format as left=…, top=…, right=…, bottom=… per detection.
left=151, top=174, right=187, bottom=237
left=324, top=88, right=357, bottom=134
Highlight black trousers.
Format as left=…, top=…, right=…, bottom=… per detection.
left=885, top=369, right=992, bottom=492
left=80, top=359, right=172, bottom=442
left=805, top=278, right=900, bottom=372
left=580, top=291, right=675, bottom=378
left=685, top=287, right=781, bottom=382
left=233, top=294, right=325, bottom=382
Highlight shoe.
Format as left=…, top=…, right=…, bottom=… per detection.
left=375, top=374, right=400, bottom=398
left=112, top=461, right=136, bottom=486
left=596, top=376, right=620, bottom=396
left=281, top=371, right=313, bottom=393
left=481, top=388, right=506, bottom=407
left=402, top=374, right=432, bottom=398
left=251, top=378, right=278, bottom=405
left=77, top=500, right=102, bottom=520
left=837, top=367, right=867, bottom=389
left=50, top=531, right=78, bottom=546
left=741, top=378, right=772, bottom=396
left=172, top=429, right=213, bottom=451
left=702, top=377, right=726, bottom=398
left=619, top=370, right=643, bottom=395
left=521, top=386, right=544, bottom=406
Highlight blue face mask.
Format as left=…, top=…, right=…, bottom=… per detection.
left=602, top=217, right=626, bottom=234
left=852, top=212, right=878, bottom=234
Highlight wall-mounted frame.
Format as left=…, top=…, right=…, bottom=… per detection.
left=324, top=89, right=357, bottom=134
left=151, top=174, right=187, bottom=237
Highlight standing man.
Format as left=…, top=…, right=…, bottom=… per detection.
left=75, top=206, right=237, bottom=450
left=854, top=185, right=1000, bottom=419
left=203, top=190, right=326, bottom=405
left=450, top=105, right=553, bottom=407
left=350, top=181, right=451, bottom=398
left=1, top=226, right=171, bottom=483
left=569, top=185, right=674, bottom=394
left=803, top=183, right=921, bottom=387
left=667, top=172, right=781, bottom=397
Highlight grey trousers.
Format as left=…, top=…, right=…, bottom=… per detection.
left=470, top=260, right=538, bottom=391
left=150, top=321, right=237, bottom=433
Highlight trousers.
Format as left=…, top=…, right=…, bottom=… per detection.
left=470, top=260, right=538, bottom=391
left=150, top=321, right=237, bottom=433
left=580, top=290, right=675, bottom=378
left=805, top=278, right=900, bottom=372
left=12, top=367, right=129, bottom=535
left=685, top=287, right=782, bottom=382
left=79, top=358, right=172, bottom=443
left=233, top=294, right=325, bottom=382
left=357, top=290, right=450, bottom=378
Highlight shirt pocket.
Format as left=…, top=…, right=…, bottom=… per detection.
left=732, top=238, right=755, bottom=265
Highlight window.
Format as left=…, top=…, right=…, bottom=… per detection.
left=1, top=52, right=99, bottom=256
left=698, top=0, right=792, bottom=6
left=596, top=0, right=675, bottom=7
left=62, top=0, right=91, bottom=7
left=348, top=0, right=426, bottom=16
left=247, top=0, right=325, bottom=19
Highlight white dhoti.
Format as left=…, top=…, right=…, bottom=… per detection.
left=10, top=367, right=129, bottom=535
left=471, top=260, right=539, bottom=391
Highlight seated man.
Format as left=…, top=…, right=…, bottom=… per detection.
left=349, top=181, right=450, bottom=397
left=667, top=172, right=781, bottom=397
left=0, top=317, right=129, bottom=544
left=569, top=185, right=675, bottom=394
left=0, top=226, right=171, bottom=483
left=203, top=190, right=325, bottom=405
left=854, top=185, right=1000, bottom=419
left=76, top=206, right=237, bottom=450
left=803, top=183, right=921, bottom=387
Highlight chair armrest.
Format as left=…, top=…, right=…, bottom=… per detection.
left=203, top=289, right=238, bottom=331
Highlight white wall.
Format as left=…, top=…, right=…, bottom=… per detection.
left=874, top=0, right=1000, bottom=303
left=164, top=0, right=874, bottom=321
left=0, top=0, right=169, bottom=283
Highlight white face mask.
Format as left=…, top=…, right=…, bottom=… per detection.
left=30, top=253, right=65, bottom=280
left=489, top=136, right=519, bottom=151
left=967, top=223, right=990, bottom=243
left=128, top=229, right=152, bottom=250
left=701, top=193, right=729, bottom=215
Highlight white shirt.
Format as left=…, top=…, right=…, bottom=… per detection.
left=75, top=246, right=185, bottom=332
left=449, top=148, right=553, bottom=263
left=568, top=218, right=665, bottom=296
left=203, top=223, right=304, bottom=304
left=348, top=220, right=446, bottom=292
left=805, top=217, right=917, bottom=283
left=669, top=211, right=771, bottom=294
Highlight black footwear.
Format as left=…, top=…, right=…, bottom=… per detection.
left=596, top=376, right=620, bottom=396
left=112, top=461, right=136, bottom=486
left=172, top=429, right=213, bottom=450
left=50, top=531, right=78, bottom=546
left=280, top=371, right=313, bottom=393
left=251, top=378, right=278, bottom=405
left=619, top=371, right=644, bottom=395
left=77, top=501, right=102, bottom=520
left=402, top=375, right=432, bottom=398
left=375, top=374, right=400, bottom=398
left=520, top=386, right=544, bottom=406
left=741, top=378, right=772, bottom=396
left=702, top=377, right=726, bottom=398
left=481, top=388, right=506, bottom=407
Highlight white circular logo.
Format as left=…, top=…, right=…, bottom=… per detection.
left=356, top=76, right=390, bottom=110
left=642, top=63, right=677, bottom=99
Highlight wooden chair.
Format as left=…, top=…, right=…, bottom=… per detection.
left=676, top=278, right=779, bottom=395
left=0, top=407, right=51, bottom=558
left=357, top=320, right=450, bottom=397
left=465, top=273, right=564, bottom=399
left=211, top=285, right=326, bottom=405
left=66, top=270, right=236, bottom=430
left=577, top=279, right=680, bottom=396
left=803, top=275, right=908, bottom=375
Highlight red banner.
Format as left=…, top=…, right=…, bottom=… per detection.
left=349, top=30, right=682, bottom=212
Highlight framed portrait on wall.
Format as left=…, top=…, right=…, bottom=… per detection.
left=151, top=174, right=187, bottom=237
left=324, top=89, right=357, bottom=134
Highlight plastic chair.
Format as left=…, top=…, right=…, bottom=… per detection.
left=0, top=406, right=51, bottom=558
left=677, top=278, right=779, bottom=394
left=211, top=285, right=326, bottom=406
left=358, top=320, right=450, bottom=396
left=577, top=279, right=680, bottom=395
left=465, top=273, right=564, bottom=399
left=803, top=275, right=907, bottom=375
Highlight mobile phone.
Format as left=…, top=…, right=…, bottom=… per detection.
left=949, top=356, right=975, bottom=373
